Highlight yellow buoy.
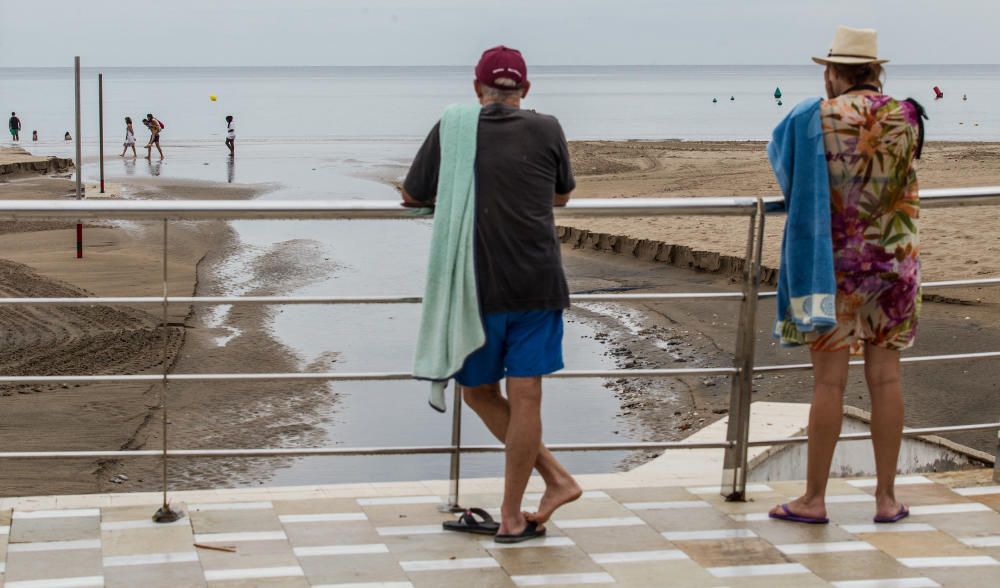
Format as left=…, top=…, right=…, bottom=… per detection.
left=210, top=94, right=217, bottom=102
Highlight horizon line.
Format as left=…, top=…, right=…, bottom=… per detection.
left=2, top=63, right=999, bottom=69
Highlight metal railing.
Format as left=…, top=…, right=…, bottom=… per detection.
left=1, top=190, right=999, bottom=521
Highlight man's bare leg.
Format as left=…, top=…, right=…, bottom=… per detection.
left=464, top=381, right=581, bottom=525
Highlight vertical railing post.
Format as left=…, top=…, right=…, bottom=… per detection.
left=154, top=219, right=183, bottom=522
left=74, top=56, right=83, bottom=259
left=994, top=431, right=1000, bottom=483
left=443, top=384, right=464, bottom=513
left=720, top=198, right=766, bottom=501
left=98, top=73, right=104, bottom=194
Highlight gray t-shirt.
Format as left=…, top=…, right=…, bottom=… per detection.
left=404, top=103, right=575, bottom=314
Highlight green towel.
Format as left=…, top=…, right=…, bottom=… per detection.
left=413, top=103, right=485, bottom=412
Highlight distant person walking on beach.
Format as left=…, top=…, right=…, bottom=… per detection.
left=64, top=131, right=72, bottom=141
left=143, top=113, right=164, bottom=159
left=768, top=26, right=923, bottom=526
left=404, top=45, right=579, bottom=543
left=225, top=115, right=235, bottom=157
left=9, top=112, right=21, bottom=142
left=32, top=130, right=38, bottom=142
left=120, top=116, right=137, bottom=158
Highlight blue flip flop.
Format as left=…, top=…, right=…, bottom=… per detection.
left=768, top=503, right=830, bottom=525
left=874, top=504, right=910, bottom=524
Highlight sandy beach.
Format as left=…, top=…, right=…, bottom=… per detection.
left=1, top=140, right=998, bottom=496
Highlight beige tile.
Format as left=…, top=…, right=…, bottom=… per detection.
left=299, top=552, right=409, bottom=585
left=920, top=565, right=1000, bottom=587
left=675, top=538, right=788, bottom=568
left=0, top=511, right=11, bottom=526
left=746, top=520, right=855, bottom=545
left=491, top=545, right=603, bottom=576
left=101, top=505, right=173, bottom=523
left=387, top=531, right=490, bottom=562
left=897, top=484, right=978, bottom=506
left=973, top=493, right=1000, bottom=512
left=190, top=509, right=283, bottom=535
left=360, top=503, right=454, bottom=526
left=606, top=487, right=701, bottom=503
left=560, top=524, right=674, bottom=554
left=207, top=577, right=309, bottom=588
left=195, top=539, right=298, bottom=571
left=599, top=559, right=724, bottom=588
left=103, top=526, right=197, bottom=557
left=4, top=548, right=103, bottom=582
left=863, top=530, right=980, bottom=558
left=634, top=506, right=741, bottom=533
left=721, top=572, right=830, bottom=587
left=915, top=511, right=1000, bottom=537
left=791, top=550, right=923, bottom=582
left=105, top=562, right=206, bottom=588
left=548, top=500, right=635, bottom=521
left=700, top=492, right=788, bottom=515
left=9, top=515, right=100, bottom=543
left=283, top=520, right=381, bottom=547
left=271, top=498, right=361, bottom=515
left=407, top=568, right=516, bottom=588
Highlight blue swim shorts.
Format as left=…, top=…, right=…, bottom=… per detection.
left=454, top=309, right=564, bottom=388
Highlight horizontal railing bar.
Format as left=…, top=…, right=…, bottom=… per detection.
left=754, top=350, right=1000, bottom=374
left=748, top=422, right=1000, bottom=447
left=0, top=440, right=734, bottom=460
left=0, top=292, right=746, bottom=306
left=0, top=197, right=767, bottom=220
left=754, top=277, right=1000, bottom=300
left=0, top=366, right=738, bottom=385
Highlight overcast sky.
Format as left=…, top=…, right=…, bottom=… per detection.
left=1, top=0, right=997, bottom=67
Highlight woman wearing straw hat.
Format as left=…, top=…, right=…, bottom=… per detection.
left=768, top=26, right=925, bottom=525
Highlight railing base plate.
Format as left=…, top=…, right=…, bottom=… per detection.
left=153, top=504, right=185, bottom=523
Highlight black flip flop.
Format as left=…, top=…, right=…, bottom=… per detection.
left=442, top=508, right=500, bottom=535
left=494, top=521, right=547, bottom=544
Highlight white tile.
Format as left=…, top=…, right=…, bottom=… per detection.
left=204, top=566, right=305, bottom=581
left=960, top=535, right=1000, bottom=548
left=279, top=513, right=367, bottom=524
left=187, top=501, right=273, bottom=511
left=909, top=503, right=991, bottom=515
left=481, top=537, right=575, bottom=550
left=663, top=528, right=757, bottom=541
left=622, top=501, right=711, bottom=511
left=688, top=484, right=772, bottom=494
left=847, top=476, right=932, bottom=488
left=11, top=509, right=99, bottom=520
left=103, top=552, right=198, bottom=567
left=708, top=563, right=811, bottom=578
left=729, top=512, right=772, bottom=522
left=7, top=539, right=101, bottom=553
left=4, top=578, right=105, bottom=588
left=899, top=556, right=1000, bottom=568
left=101, top=518, right=188, bottom=531
left=825, top=494, right=876, bottom=503
left=554, top=516, right=646, bottom=529
left=312, top=583, right=415, bottom=588
left=193, top=530, right=286, bottom=543
left=831, top=579, right=941, bottom=588
left=954, top=485, right=1000, bottom=497
left=294, top=544, right=389, bottom=557
left=776, top=541, right=876, bottom=555
left=0, top=561, right=4, bottom=574
left=399, top=557, right=499, bottom=572
left=591, top=549, right=689, bottom=564
left=511, top=572, right=616, bottom=586
left=375, top=524, right=443, bottom=536
left=841, top=523, right=935, bottom=534
left=356, top=496, right=440, bottom=506
left=0, top=524, right=9, bottom=535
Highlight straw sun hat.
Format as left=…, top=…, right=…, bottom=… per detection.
left=812, top=26, right=888, bottom=65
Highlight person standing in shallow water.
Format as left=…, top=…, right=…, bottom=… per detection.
left=120, top=117, right=137, bottom=158
left=403, top=46, right=581, bottom=543
left=769, top=26, right=922, bottom=525
left=8, top=112, right=21, bottom=142
left=225, top=115, right=235, bottom=157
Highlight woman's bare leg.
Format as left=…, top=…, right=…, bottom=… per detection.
left=864, top=343, right=906, bottom=519
left=770, top=347, right=850, bottom=519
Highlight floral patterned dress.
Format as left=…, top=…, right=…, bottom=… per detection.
left=810, top=94, right=921, bottom=352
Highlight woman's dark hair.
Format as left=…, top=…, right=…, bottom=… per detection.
left=226, top=115, right=233, bottom=122
left=125, top=116, right=132, bottom=124
left=831, top=62, right=885, bottom=90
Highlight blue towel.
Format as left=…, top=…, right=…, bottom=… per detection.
left=412, top=104, right=485, bottom=412
left=767, top=97, right=837, bottom=346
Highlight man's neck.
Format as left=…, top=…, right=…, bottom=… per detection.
left=481, top=98, right=521, bottom=109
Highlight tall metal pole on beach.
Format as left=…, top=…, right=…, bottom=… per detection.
left=74, top=56, right=83, bottom=258
left=98, top=73, right=104, bottom=193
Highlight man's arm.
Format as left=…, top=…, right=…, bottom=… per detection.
left=401, top=122, right=442, bottom=207
left=401, top=187, right=431, bottom=207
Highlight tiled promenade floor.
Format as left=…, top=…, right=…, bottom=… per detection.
left=1, top=475, right=999, bottom=587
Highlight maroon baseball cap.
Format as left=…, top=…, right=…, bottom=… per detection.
left=475, top=45, right=528, bottom=90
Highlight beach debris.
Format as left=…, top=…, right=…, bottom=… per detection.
left=109, top=474, right=129, bottom=484
left=730, top=96, right=735, bottom=101
left=210, top=94, right=217, bottom=102
left=774, top=86, right=782, bottom=99
left=712, top=97, right=717, bottom=103
left=195, top=543, right=237, bottom=553
left=777, top=100, right=783, bottom=106
left=963, top=94, right=968, bottom=101
left=934, top=86, right=944, bottom=99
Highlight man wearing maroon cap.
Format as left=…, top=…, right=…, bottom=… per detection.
left=403, top=45, right=580, bottom=543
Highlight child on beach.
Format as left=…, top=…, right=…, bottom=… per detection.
left=120, top=117, right=137, bottom=158
left=32, top=130, right=37, bottom=142
left=225, top=115, right=235, bottom=157
left=64, top=131, right=72, bottom=141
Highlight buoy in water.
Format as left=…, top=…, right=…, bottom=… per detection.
left=963, top=94, right=968, bottom=101
left=933, top=86, right=944, bottom=99
left=777, top=100, right=783, bottom=106
left=712, top=98, right=717, bottom=103
left=210, top=94, right=217, bottom=102
left=774, top=86, right=782, bottom=99
left=730, top=96, right=735, bottom=101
